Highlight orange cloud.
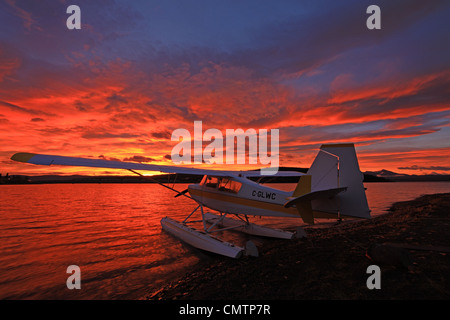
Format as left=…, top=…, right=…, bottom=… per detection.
left=1, top=32, right=449, bottom=177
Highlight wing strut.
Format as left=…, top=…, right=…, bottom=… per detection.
left=127, top=169, right=193, bottom=200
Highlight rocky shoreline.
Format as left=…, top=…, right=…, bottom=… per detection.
left=146, top=193, right=450, bottom=300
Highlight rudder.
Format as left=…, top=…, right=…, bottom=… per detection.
left=307, top=144, right=370, bottom=220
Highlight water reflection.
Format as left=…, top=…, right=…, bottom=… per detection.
left=0, top=181, right=449, bottom=299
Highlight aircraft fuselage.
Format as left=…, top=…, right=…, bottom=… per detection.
left=188, top=175, right=300, bottom=218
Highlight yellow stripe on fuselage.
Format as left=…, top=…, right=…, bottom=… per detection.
left=188, top=187, right=300, bottom=216
left=189, top=187, right=361, bottom=221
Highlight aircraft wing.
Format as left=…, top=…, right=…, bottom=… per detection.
left=11, top=152, right=304, bottom=178
left=11, top=152, right=235, bottom=176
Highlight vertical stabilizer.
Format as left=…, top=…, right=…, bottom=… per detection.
left=307, top=144, right=370, bottom=220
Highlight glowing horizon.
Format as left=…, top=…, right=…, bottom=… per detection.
left=1, top=1, right=449, bottom=177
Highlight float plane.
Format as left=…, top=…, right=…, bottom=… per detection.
left=11, top=143, right=370, bottom=258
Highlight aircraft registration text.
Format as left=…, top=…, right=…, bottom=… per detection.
left=252, top=190, right=277, bottom=200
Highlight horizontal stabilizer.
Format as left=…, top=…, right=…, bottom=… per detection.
left=283, top=187, right=347, bottom=208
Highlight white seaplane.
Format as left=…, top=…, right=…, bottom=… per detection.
left=11, top=143, right=370, bottom=258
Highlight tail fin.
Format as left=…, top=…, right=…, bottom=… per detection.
left=291, top=175, right=314, bottom=224
left=306, top=143, right=370, bottom=221
left=292, top=175, right=311, bottom=197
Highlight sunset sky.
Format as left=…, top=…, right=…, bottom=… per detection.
left=1, top=0, right=449, bottom=176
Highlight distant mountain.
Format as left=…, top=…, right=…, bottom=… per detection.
left=364, top=169, right=450, bottom=182
left=2, top=168, right=449, bottom=184
left=365, top=169, right=408, bottom=178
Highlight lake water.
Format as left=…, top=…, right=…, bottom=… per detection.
left=0, top=181, right=449, bottom=299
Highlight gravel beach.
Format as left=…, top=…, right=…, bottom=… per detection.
left=147, top=193, right=450, bottom=300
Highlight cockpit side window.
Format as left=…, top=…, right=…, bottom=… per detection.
left=218, top=178, right=230, bottom=191
left=228, top=180, right=242, bottom=193
left=218, top=178, right=242, bottom=193
left=201, top=176, right=242, bottom=193
left=204, top=176, right=219, bottom=188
